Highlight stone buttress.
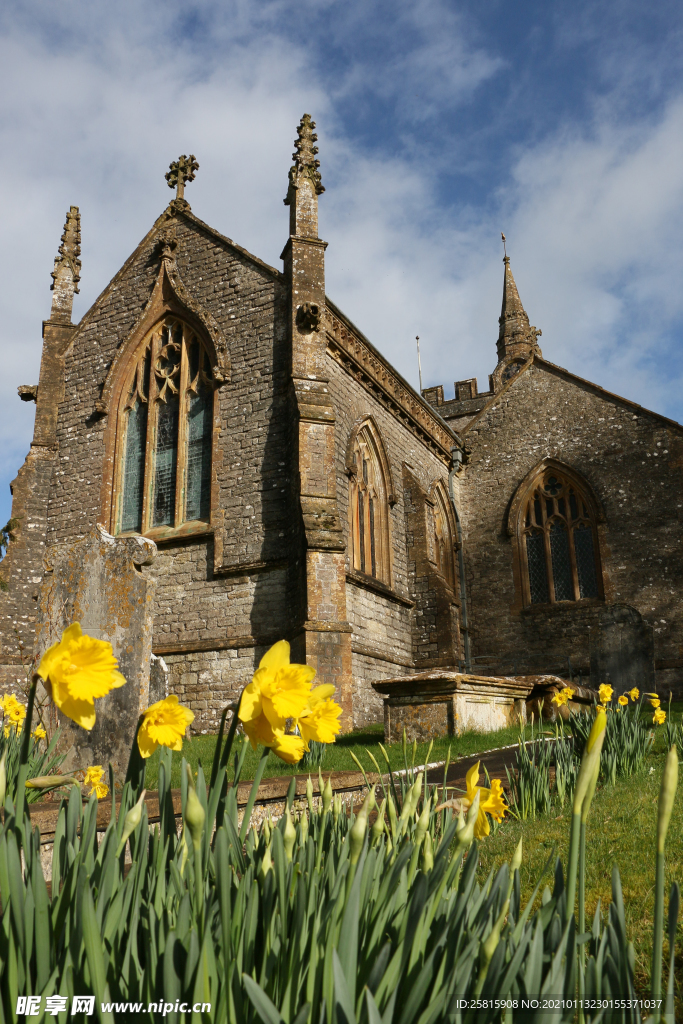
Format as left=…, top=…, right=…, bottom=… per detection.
left=281, top=115, right=353, bottom=726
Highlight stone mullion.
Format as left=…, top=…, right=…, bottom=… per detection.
left=174, top=329, right=191, bottom=527
left=540, top=491, right=556, bottom=603
left=141, top=329, right=161, bottom=532
left=567, top=516, right=581, bottom=601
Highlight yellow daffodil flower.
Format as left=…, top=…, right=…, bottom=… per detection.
left=237, top=641, right=343, bottom=764
left=241, top=641, right=316, bottom=729
left=2, top=695, right=26, bottom=735
left=629, top=688, right=639, bottom=701
left=37, top=623, right=126, bottom=731
left=618, top=695, right=629, bottom=706
left=83, top=765, right=109, bottom=799
left=299, top=684, right=342, bottom=747
left=137, top=695, right=195, bottom=758
left=551, top=691, right=569, bottom=707
left=239, top=641, right=317, bottom=763
left=461, top=761, right=507, bottom=839
left=33, top=724, right=47, bottom=740
left=84, top=765, right=104, bottom=787
left=649, top=697, right=661, bottom=709
left=653, top=708, right=666, bottom=726
left=598, top=683, right=613, bottom=705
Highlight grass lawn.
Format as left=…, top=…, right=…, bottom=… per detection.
left=476, top=728, right=683, bottom=1002
left=141, top=719, right=527, bottom=790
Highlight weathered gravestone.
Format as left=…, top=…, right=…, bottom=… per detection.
left=589, top=604, right=655, bottom=695
left=35, top=524, right=157, bottom=775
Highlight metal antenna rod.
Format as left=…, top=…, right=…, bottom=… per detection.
left=416, top=335, right=423, bottom=394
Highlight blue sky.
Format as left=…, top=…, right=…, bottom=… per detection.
left=1, top=0, right=683, bottom=525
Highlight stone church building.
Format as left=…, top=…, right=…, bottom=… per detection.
left=1, top=114, right=681, bottom=732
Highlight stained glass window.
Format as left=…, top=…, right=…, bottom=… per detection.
left=153, top=395, right=179, bottom=527
left=574, top=524, right=599, bottom=598
left=526, top=531, right=549, bottom=604
left=349, top=422, right=391, bottom=584
left=519, top=467, right=601, bottom=606
left=117, top=317, right=214, bottom=535
left=121, top=400, right=147, bottom=532
left=186, top=389, right=212, bottom=521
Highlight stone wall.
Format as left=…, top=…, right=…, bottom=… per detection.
left=459, top=360, right=683, bottom=696
left=32, top=211, right=300, bottom=724
left=325, top=351, right=460, bottom=719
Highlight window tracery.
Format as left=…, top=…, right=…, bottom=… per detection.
left=116, top=317, right=215, bottom=535
left=348, top=423, right=391, bottom=584
left=518, top=468, right=601, bottom=605
left=429, top=483, right=456, bottom=589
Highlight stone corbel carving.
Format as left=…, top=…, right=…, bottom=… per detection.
left=18, top=385, right=38, bottom=403
left=296, top=302, right=321, bottom=333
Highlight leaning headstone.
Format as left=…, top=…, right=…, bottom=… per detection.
left=149, top=653, right=169, bottom=705
left=589, top=604, right=655, bottom=695
left=35, top=524, right=157, bottom=775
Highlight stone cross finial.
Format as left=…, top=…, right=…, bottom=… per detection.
left=165, top=154, right=199, bottom=204
left=49, top=206, right=81, bottom=323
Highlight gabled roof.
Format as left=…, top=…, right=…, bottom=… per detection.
left=72, top=204, right=283, bottom=339
left=461, top=353, right=683, bottom=437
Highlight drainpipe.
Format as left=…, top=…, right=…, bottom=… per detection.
left=448, top=441, right=471, bottom=672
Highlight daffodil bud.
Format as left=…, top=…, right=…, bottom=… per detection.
left=185, top=785, right=205, bottom=850
left=322, top=777, right=333, bottom=815
left=262, top=816, right=272, bottom=846
left=387, top=795, right=398, bottom=835
left=332, top=794, right=342, bottom=823
left=0, top=751, right=5, bottom=807
left=179, top=826, right=189, bottom=877
left=371, top=799, right=386, bottom=844
left=116, top=790, right=147, bottom=856
left=306, top=776, right=314, bottom=816
left=350, top=796, right=370, bottom=865
left=283, top=808, right=296, bottom=862
left=657, top=746, right=679, bottom=854
left=367, top=787, right=377, bottom=813
left=573, top=709, right=607, bottom=817
left=26, top=774, right=80, bottom=789
left=511, top=837, right=523, bottom=874
left=400, top=773, right=423, bottom=824
left=300, top=810, right=309, bottom=844
left=455, top=789, right=479, bottom=851
left=414, top=798, right=431, bottom=845
left=258, top=842, right=273, bottom=882
left=422, top=831, right=434, bottom=873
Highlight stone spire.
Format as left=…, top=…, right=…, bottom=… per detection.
left=284, top=114, right=324, bottom=237
left=492, top=251, right=542, bottom=388
left=49, top=206, right=81, bottom=323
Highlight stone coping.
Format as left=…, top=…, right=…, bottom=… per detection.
left=372, top=670, right=534, bottom=700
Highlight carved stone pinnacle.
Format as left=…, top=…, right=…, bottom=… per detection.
left=285, top=114, right=324, bottom=205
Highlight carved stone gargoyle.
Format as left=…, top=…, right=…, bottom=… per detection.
left=296, top=302, right=321, bottom=333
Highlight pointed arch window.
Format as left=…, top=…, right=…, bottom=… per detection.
left=429, top=483, right=456, bottom=590
left=115, top=317, right=215, bottom=536
left=348, top=424, right=391, bottom=584
left=519, top=468, right=602, bottom=605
